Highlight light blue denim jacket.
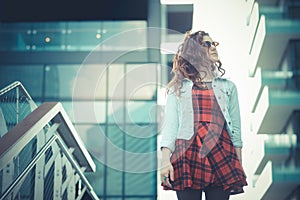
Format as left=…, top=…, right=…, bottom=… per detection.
left=160, top=77, right=242, bottom=152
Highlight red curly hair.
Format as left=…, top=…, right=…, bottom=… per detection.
left=167, top=30, right=225, bottom=95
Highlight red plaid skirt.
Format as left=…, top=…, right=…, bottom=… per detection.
left=163, top=85, right=247, bottom=194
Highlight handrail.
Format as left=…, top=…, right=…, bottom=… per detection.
left=55, top=134, right=99, bottom=200
left=0, top=132, right=99, bottom=200
left=0, top=81, right=34, bottom=102
left=0, top=81, right=37, bottom=129
left=0, top=102, right=96, bottom=172
left=0, top=134, right=58, bottom=200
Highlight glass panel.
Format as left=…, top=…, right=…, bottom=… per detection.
left=125, top=137, right=156, bottom=163
left=106, top=125, right=124, bottom=196
left=125, top=124, right=157, bottom=143
left=125, top=63, right=158, bottom=100
left=44, top=64, right=79, bottom=99
left=0, top=65, right=43, bottom=98
left=101, top=21, right=147, bottom=51
left=75, top=125, right=106, bottom=159
left=108, top=64, right=125, bottom=99
left=107, top=125, right=124, bottom=149
left=125, top=172, right=156, bottom=196
left=61, top=101, right=106, bottom=124
left=74, top=64, right=107, bottom=100
left=107, top=100, right=124, bottom=124
left=106, top=167, right=123, bottom=196
left=30, top=22, right=66, bottom=51
left=126, top=101, right=157, bottom=124
left=93, top=64, right=108, bottom=100
left=0, top=21, right=146, bottom=51
left=0, top=24, right=28, bottom=51
left=70, top=124, right=106, bottom=197
left=125, top=125, right=157, bottom=174
left=85, top=158, right=105, bottom=197
left=107, top=125, right=124, bottom=170
left=66, top=21, right=102, bottom=51
left=44, top=64, right=107, bottom=100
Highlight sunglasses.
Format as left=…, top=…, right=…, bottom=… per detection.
left=201, top=41, right=219, bottom=48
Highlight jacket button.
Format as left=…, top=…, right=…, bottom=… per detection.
left=223, top=108, right=226, bottom=112
left=218, top=96, right=221, bottom=99
left=228, top=122, right=231, bottom=125
left=232, top=131, right=235, bottom=134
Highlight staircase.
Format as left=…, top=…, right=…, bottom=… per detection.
left=0, top=81, right=99, bottom=200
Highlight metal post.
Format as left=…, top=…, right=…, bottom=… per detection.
left=16, top=86, right=19, bottom=124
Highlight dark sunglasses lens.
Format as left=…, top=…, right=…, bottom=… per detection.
left=204, top=41, right=211, bottom=48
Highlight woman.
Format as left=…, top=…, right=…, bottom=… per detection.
left=160, top=30, right=247, bottom=200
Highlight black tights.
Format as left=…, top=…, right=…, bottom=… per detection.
left=176, top=187, right=230, bottom=200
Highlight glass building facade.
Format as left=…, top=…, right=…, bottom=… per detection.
left=1, top=0, right=300, bottom=199
left=0, top=21, right=161, bottom=199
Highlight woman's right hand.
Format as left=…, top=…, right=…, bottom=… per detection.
left=160, top=160, right=174, bottom=188
left=160, top=147, right=174, bottom=188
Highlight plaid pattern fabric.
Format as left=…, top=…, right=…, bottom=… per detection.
left=163, top=84, right=247, bottom=194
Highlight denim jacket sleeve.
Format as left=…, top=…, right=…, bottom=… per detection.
left=160, top=90, right=179, bottom=152
left=228, top=81, right=243, bottom=148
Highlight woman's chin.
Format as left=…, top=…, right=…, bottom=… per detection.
left=210, top=58, right=219, bottom=63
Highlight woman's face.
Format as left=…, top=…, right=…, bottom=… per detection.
left=202, top=35, right=219, bottom=63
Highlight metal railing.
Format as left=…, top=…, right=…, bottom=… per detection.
left=0, top=102, right=98, bottom=200
left=0, top=81, right=99, bottom=200
left=0, top=81, right=37, bottom=137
